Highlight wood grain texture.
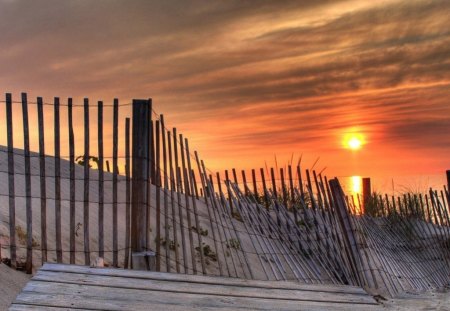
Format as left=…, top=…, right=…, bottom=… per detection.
left=21, top=93, right=33, bottom=273
left=68, top=98, right=75, bottom=264
left=83, top=98, right=90, bottom=266
left=11, top=263, right=379, bottom=311
left=37, top=97, right=47, bottom=264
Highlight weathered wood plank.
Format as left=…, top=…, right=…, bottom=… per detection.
left=112, top=98, right=119, bottom=267
left=124, top=118, right=131, bottom=268
left=14, top=281, right=379, bottom=311
left=97, top=101, right=104, bottom=258
left=5, top=95, right=24, bottom=267
left=167, top=131, right=180, bottom=272
left=54, top=97, right=62, bottom=263
left=173, top=128, right=188, bottom=273
left=21, top=93, right=33, bottom=274
left=160, top=115, right=170, bottom=272
left=10, top=305, right=96, bottom=311
left=10, top=302, right=207, bottom=311
left=83, top=98, right=90, bottom=266
left=155, top=120, right=162, bottom=271
left=68, top=98, right=75, bottom=264
left=40, top=264, right=369, bottom=295
left=146, top=100, right=153, bottom=254
left=32, top=270, right=378, bottom=304
left=37, top=97, right=47, bottom=265
left=179, top=134, right=197, bottom=274
left=131, top=100, right=150, bottom=255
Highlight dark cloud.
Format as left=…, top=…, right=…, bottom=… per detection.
left=0, top=0, right=449, bottom=174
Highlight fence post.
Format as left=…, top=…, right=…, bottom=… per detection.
left=21, top=93, right=33, bottom=274
left=5, top=93, right=16, bottom=269
left=131, top=99, right=152, bottom=270
left=362, top=177, right=371, bottom=214
left=446, top=170, right=450, bottom=193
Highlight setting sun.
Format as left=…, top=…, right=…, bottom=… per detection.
left=348, top=137, right=362, bottom=150
left=343, top=132, right=365, bottom=150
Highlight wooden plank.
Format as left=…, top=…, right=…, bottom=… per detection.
left=167, top=131, right=180, bottom=272
left=32, top=270, right=378, bottom=304
left=150, top=118, right=156, bottom=185
left=297, top=165, right=305, bottom=202
left=21, top=93, right=33, bottom=274
left=288, top=165, right=297, bottom=222
left=10, top=305, right=92, bottom=311
left=146, top=101, right=153, bottom=253
left=14, top=280, right=378, bottom=311
left=362, top=178, right=371, bottom=214
left=40, top=264, right=369, bottom=295
left=131, top=100, right=150, bottom=255
left=37, top=97, right=47, bottom=264
left=54, top=97, right=62, bottom=263
left=173, top=128, right=188, bottom=273
left=10, top=302, right=208, bottom=311
left=97, top=101, right=104, bottom=258
left=160, top=115, right=170, bottom=272
left=5, top=93, right=16, bottom=268
left=124, top=118, right=131, bottom=269
left=155, top=120, right=161, bottom=271
left=172, top=128, right=182, bottom=193
left=112, top=98, right=119, bottom=267
left=329, top=179, right=364, bottom=287
left=280, top=168, right=288, bottom=209
left=225, top=170, right=233, bottom=213
left=251, top=169, right=258, bottom=201
left=179, top=134, right=197, bottom=274
left=68, top=98, right=75, bottom=264
left=260, top=168, right=269, bottom=208
left=83, top=98, right=90, bottom=266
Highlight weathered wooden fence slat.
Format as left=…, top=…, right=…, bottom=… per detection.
left=124, top=118, right=131, bottom=269
left=97, top=101, right=104, bottom=258
left=83, top=98, right=90, bottom=266
left=112, top=98, right=119, bottom=267
left=37, top=97, right=48, bottom=265
left=68, top=98, right=75, bottom=264
left=21, top=93, right=32, bottom=274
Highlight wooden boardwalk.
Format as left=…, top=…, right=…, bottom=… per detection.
left=11, top=263, right=380, bottom=310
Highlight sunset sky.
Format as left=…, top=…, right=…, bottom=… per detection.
left=1, top=0, right=449, bottom=182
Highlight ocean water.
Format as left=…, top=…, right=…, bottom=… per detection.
left=339, top=174, right=448, bottom=197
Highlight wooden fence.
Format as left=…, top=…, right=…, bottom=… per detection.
left=0, top=93, right=220, bottom=274
left=1, top=92, right=449, bottom=298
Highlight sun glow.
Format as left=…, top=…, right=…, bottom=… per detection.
left=343, top=132, right=365, bottom=150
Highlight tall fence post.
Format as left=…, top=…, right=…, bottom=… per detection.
left=362, top=177, right=371, bottom=214
left=446, top=170, right=450, bottom=193
left=131, top=99, right=152, bottom=270
left=5, top=93, right=16, bottom=269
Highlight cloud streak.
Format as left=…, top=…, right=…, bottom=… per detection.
left=0, top=0, right=449, bottom=177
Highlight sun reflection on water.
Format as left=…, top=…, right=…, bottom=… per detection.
left=350, top=176, right=362, bottom=195
left=346, top=176, right=363, bottom=214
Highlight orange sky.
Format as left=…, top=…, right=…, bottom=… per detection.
left=0, top=0, right=449, bottom=181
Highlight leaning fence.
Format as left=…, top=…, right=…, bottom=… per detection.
left=0, top=92, right=449, bottom=298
